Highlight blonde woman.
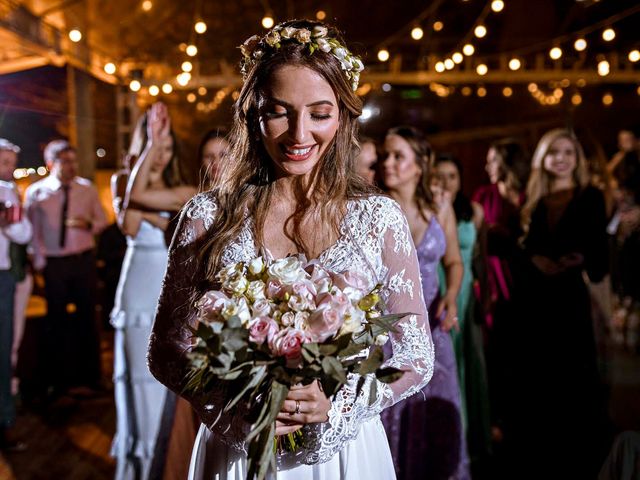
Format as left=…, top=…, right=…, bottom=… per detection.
left=514, top=128, right=609, bottom=478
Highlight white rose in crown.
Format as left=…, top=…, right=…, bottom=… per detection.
left=312, top=26, right=328, bottom=38
left=280, top=26, right=296, bottom=39
left=332, top=47, right=348, bottom=60
left=294, top=28, right=311, bottom=43
left=265, top=31, right=281, bottom=47
left=267, top=257, right=306, bottom=285
left=316, top=38, right=332, bottom=53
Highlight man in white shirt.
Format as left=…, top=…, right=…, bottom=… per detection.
left=25, top=140, right=107, bottom=397
left=0, top=139, right=31, bottom=451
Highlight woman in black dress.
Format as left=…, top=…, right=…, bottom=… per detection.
left=514, top=128, right=610, bottom=478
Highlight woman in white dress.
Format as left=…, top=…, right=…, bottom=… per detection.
left=111, top=109, right=196, bottom=480
left=147, top=20, right=434, bottom=479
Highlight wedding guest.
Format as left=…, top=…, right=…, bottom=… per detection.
left=380, top=126, right=469, bottom=479
left=25, top=140, right=107, bottom=398
left=0, top=138, right=32, bottom=451
left=198, top=128, right=230, bottom=188
left=147, top=20, right=434, bottom=480
left=355, top=136, right=377, bottom=184
left=110, top=105, right=197, bottom=480
left=515, top=128, right=610, bottom=478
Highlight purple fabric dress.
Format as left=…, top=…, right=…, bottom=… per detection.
left=381, top=218, right=470, bottom=480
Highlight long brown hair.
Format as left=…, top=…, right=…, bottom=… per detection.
left=385, top=125, right=437, bottom=218
left=198, top=20, right=375, bottom=283
left=521, top=128, right=590, bottom=235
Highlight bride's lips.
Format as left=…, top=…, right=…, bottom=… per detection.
left=280, top=144, right=317, bottom=162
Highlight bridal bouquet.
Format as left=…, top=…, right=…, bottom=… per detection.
left=184, top=255, right=408, bottom=480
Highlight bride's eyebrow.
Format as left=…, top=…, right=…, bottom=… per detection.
left=267, top=97, right=335, bottom=108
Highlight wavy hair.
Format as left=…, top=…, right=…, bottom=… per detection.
left=521, top=128, right=590, bottom=235
left=198, top=20, right=375, bottom=282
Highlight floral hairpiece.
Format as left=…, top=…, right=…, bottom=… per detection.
left=239, top=24, right=365, bottom=91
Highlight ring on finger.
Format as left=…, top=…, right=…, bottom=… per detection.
left=295, top=399, right=301, bottom=415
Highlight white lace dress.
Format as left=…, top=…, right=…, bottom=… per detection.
left=147, top=192, right=434, bottom=480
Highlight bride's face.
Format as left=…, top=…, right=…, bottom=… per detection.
left=258, top=65, right=339, bottom=178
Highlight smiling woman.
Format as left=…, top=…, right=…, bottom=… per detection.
left=147, top=19, right=434, bottom=480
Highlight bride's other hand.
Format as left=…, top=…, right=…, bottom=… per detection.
left=275, top=419, right=303, bottom=436
left=276, top=381, right=330, bottom=425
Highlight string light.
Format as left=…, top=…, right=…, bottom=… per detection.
left=597, top=60, right=610, bottom=76
left=198, top=86, right=207, bottom=95
left=461, top=86, right=472, bottom=96
left=181, top=61, right=193, bottom=72
left=129, top=80, right=141, bottom=92
left=411, top=27, right=424, bottom=40
left=502, top=86, right=513, bottom=97
left=629, top=50, right=640, bottom=62
left=477, top=86, right=487, bottom=97
left=68, top=29, right=82, bottom=42
left=571, top=93, right=582, bottom=106
left=476, top=63, right=488, bottom=75
left=602, top=28, right=615, bottom=42
left=176, top=72, right=191, bottom=86
left=444, top=58, right=455, bottom=70
left=602, top=92, right=613, bottom=106
left=508, top=58, right=521, bottom=70
left=463, top=44, right=475, bottom=56
left=382, top=83, right=392, bottom=92
left=142, top=0, right=152, bottom=11
left=378, top=49, right=390, bottom=62
left=433, top=21, right=444, bottom=32
left=491, top=0, right=504, bottom=12
left=576, top=78, right=587, bottom=88
left=187, top=93, right=197, bottom=103
left=149, top=85, right=159, bottom=96
left=195, top=21, right=207, bottom=34
left=316, top=10, right=326, bottom=20
left=435, top=61, right=445, bottom=73
left=162, top=83, right=173, bottom=94
left=474, top=25, right=487, bottom=38
left=37, top=166, right=48, bottom=175
left=262, top=16, right=274, bottom=29
left=528, top=83, right=538, bottom=92
left=104, top=63, right=116, bottom=75
left=186, top=45, right=198, bottom=56
left=452, top=52, right=463, bottom=64
left=574, top=38, right=587, bottom=52
left=553, top=88, right=563, bottom=98
left=549, top=47, right=562, bottom=60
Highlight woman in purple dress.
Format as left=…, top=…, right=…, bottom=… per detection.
left=379, top=126, right=469, bottom=480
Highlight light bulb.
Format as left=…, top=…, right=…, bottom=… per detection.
left=574, top=38, right=587, bottom=52
left=549, top=47, right=562, bottom=60
left=411, top=27, right=424, bottom=40
left=68, top=29, right=82, bottom=42
left=162, top=83, right=173, bottom=94
left=378, top=49, right=390, bottom=62
left=104, top=62, right=116, bottom=75
left=463, top=44, right=475, bottom=56
left=474, top=25, right=487, bottom=38
left=195, top=21, right=207, bottom=34
left=508, top=58, right=521, bottom=70
left=262, top=16, right=274, bottom=29
left=129, top=80, right=141, bottom=92
left=149, top=85, right=159, bottom=96
left=476, top=64, right=488, bottom=75
left=186, top=45, right=198, bottom=57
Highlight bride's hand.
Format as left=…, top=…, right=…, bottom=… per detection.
left=276, top=381, right=330, bottom=426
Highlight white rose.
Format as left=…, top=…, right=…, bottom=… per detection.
left=316, top=38, right=332, bottom=53
left=222, top=297, right=251, bottom=325
left=251, top=298, right=272, bottom=317
left=280, top=26, right=296, bottom=39
left=218, top=262, right=240, bottom=283
left=246, top=280, right=266, bottom=301
left=340, top=57, right=352, bottom=71
left=339, top=306, right=365, bottom=335
left=227, top=273, right=249, bottom=295
left=333, top=47, right=348, bottom=60
left=265, top=31, right=281, bottom=47
left=288, top=295, right=314, bottom=313
left=294, top=28, right=311, bottom=43
left=281, top=311, right=296, bottom=327
left=312, top=26, right=328, bottom=38
left=267, top=257, right=306, bottom=285
left=352, top=57, right=364, bottom=72
left=294, top=311, right=310, bottom=330
left=248, top=257, right=265, bottom=276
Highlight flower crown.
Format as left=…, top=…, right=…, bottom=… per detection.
left=239, top=24, right=365, bottom=91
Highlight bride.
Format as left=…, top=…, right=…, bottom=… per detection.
left=147, top=20, right=434, bottom=479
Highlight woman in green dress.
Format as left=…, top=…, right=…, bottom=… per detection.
left=434, top=156, right=492, bottom=466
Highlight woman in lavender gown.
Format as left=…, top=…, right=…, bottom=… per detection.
left=380, top=126, right=470, bottom=480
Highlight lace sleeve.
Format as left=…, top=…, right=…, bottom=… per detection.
left=147, top=192, right=233, bottom=431
left=309, top=197, right=434, bottom=464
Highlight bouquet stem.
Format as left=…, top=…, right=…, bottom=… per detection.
left=273, top=429, right=305, bottom=454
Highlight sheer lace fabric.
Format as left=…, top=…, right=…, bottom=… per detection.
left=148, top=191, right=434, bottom=465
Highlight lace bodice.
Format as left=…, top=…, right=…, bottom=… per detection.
left=147, top=191, right=434, bottom=465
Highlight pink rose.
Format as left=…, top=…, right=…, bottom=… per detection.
left=265, top=279, right=285, bottom=300
left=251, top=298, right=272, bottom=317
left=291, top=280, right=317, bottom=301
left=269, top=328, right=311, bottom=367
left=249, top=316, right=279, bottom=345
left=196, top=290, right=229, bottom=322
left=307, top=307, right=343, bottom=342
left=309, top=265, right=331, bottom=294
left=331, top=271, right=369, bottom=295
left=317, top=289, right=350, bottom=316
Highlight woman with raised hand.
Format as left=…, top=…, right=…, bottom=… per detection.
left=110, top=106, right=196, bottom=480
left=379, top=126, right=469, bottom=480
left=147, top=20, right=434, bottom=480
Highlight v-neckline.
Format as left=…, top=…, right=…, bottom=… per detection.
left=251, top=200, right=354, bottom=263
